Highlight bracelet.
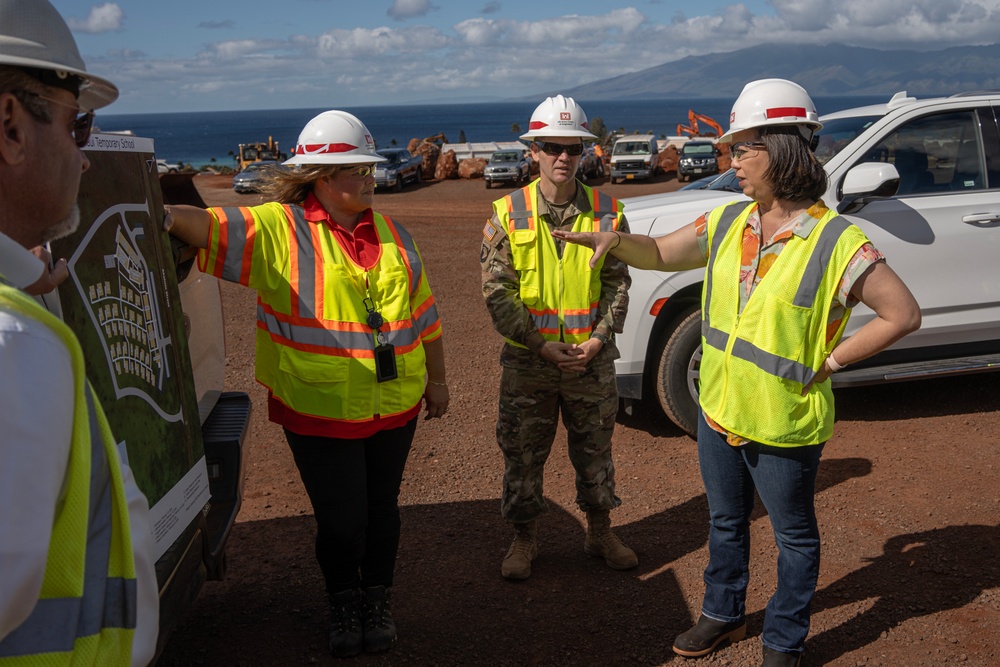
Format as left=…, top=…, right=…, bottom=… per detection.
left=427, top=379, right=447, bottom=387
left=826, top=352, right=845, bottom=372
left=610, top=231, right=622, bottom=250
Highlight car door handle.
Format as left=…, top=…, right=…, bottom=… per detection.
left=962, top=213, right=1000, bottom=225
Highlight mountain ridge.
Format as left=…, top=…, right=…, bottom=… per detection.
left=526, top=42, right=1000, bottom=101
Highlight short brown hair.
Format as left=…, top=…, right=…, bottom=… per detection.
left=759, top=126, right=827, bottom=201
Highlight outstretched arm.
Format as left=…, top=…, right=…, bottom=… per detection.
left=163, top=205, right=212, bottom=249
left=551, top=220, right=706, bottom=271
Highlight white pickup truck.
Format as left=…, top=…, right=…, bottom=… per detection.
left=615, top=91, right=1000, bottom=436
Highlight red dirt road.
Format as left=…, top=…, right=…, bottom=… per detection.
left=156, top=173, right=1000, bottom=667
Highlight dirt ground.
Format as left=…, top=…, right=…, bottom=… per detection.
left=156, top=172, right=1000, bottom=667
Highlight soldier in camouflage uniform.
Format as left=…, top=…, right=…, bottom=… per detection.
left=481, top=95, right=637, bottom=580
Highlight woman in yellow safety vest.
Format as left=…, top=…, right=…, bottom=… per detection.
left=553, top=79, right=920, bottom=667
left=163, top=110, right=448, bottom=659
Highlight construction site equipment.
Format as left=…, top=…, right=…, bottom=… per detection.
left=236, top=136, right=287, bottom=171
left=676, top=110, right=725, bottom=138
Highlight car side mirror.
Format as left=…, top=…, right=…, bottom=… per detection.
left=838, top=162, right=900, bottom=214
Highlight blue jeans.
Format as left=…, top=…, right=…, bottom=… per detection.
left=697, top=411, right=824, bottom=653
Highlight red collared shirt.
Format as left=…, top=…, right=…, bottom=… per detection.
left=302, top=192, right=382, bottom=268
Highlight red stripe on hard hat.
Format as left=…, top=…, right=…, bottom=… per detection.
left=295, top=143, right=359, bottom=155
left=528, top=121, right=549, bottom=131
left=766, top=107, right=807, bottom=119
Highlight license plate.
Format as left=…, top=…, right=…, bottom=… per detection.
left=626, top=174, right=634, bottom=179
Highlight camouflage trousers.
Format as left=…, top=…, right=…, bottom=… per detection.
left=497, top=362, right=622, bottom=523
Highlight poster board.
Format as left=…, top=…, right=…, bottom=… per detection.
left=51, top=133, right=210, bottom=560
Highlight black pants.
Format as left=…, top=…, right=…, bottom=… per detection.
left=284, top=418, right=415, bottom=595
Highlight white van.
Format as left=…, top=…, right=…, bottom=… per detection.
left=609, top=134, right=659, bottom=183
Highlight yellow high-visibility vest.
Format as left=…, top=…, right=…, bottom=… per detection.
left=493, top=181, right=622, bottom=347
left=0, top=280, right=137, bottom=666
left=201, top=204, right=429, bottom=423
left=698, top=202, right=869, bottom=446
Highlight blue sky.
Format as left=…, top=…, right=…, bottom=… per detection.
left=52, top=0, right=1000, bottom=114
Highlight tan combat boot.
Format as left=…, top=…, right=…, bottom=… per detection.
left=501, top=521, right=538, bottom=580
left=584, top=509, right=638, bottom=570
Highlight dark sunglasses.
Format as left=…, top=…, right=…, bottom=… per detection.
left=538, top=141, right=584, bottom=157
left=23, top=91, right=95, bottom=148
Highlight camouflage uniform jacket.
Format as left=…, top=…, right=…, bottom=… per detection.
left=481, top=181, right=631, bottom=370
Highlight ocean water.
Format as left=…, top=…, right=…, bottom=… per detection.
left=97, top=96, right=888, bottom=169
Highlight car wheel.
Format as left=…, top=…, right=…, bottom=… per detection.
left=654, top=308, right=702, bottom=437
left=393, top=177, right=402, bottom=193
left=485, top=179, right=492, bottom=189
left=415, top=168, right=422, bottom=184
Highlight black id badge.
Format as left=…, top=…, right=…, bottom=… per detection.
left=374, top=343, right=398, bottom=383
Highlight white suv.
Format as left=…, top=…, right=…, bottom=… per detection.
left=617, top=91, right=1000, bottom=436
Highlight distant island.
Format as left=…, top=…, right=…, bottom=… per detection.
left=525, top=42, right=1000, bottom=101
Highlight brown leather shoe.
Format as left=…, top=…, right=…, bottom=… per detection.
left=672, top=614, right=747, bottom=658
left=762, top=646, right=803, bottom=666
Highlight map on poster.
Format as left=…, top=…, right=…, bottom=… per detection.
left=51, top=133, right=209, bottom=560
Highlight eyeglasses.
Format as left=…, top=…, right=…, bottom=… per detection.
left=23, top=91, right=94, bottom=148
left=729, top=141, right=767, bottom=162
left=340, top=165, right=376, bottom=178
left=538, top=141, right=584, bottom=157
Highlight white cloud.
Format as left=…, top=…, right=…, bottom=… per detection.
left=67, top=3, right=124, bottom=33
left=387, top=0, right=437, bottom=21
left=85, top=1, right=1000, bottom=113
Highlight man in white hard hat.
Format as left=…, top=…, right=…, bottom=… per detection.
left=480, top=94, right=637, bottom=580
left=0, top=1, right=158, bottom=665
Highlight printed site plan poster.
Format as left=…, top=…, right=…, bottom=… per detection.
left=51, top=133, right=210, bottom=560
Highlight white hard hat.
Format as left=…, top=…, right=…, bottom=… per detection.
left=520, top=95, right=598, bottom=141
left=284, top=110, right=387, bottom=166
left=719, top=78, right=822, bottom=144
left=0, top=0, right=118, bottom=110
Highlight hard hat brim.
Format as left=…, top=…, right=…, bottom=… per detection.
left=0, top=54, right=119, bottom=110
left=283, top=153, right=387, bottom=166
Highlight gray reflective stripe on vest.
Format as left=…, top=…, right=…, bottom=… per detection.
left=388, top=219, right=422, bottom=296
left=793, top=216, right=852, bottom=307
left=593, top=191, right=618, bottom=232
left=703, top=208, right=853, bottom=384
left=218, top=206, right=250, bottom=284
left=507, top=188, right=532, bottom=230
left=0, top=387, right=136, bottom=658
left=563, top=311, right=598, bottom=331
left=257, top=304, right=421, bottom=350
left=702, top=202, right=748, bottom=343
left=289, top=206, right=318, bottom=320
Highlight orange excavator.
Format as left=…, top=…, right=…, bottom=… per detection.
left=676, top=110, right=724, bottom=138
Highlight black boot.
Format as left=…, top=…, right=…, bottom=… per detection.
left=328, top=589, right=363, bottom=658
left=361, top=585, right=397, bottom=653
left=672, top=614, right=747, bottom=657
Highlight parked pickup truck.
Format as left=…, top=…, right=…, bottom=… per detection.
left=50, top=140, right=252, bottom=662
left=374, top=148, right=423, bottom=191
left=615, top=91, right=1000, bottom=436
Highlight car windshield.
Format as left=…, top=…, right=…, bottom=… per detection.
left=614, top=141, right=650, bottom=155
left=244, top=162, right=271, bottom=172
left=682, top=143, right=715, bottom=155
left=693, top=113, right=885, bottom=193
left=492, top=153, right=518, bottom=163
left=813, top=115, right=882, bottom=165
left=378, top=153, right=402, bottom=165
